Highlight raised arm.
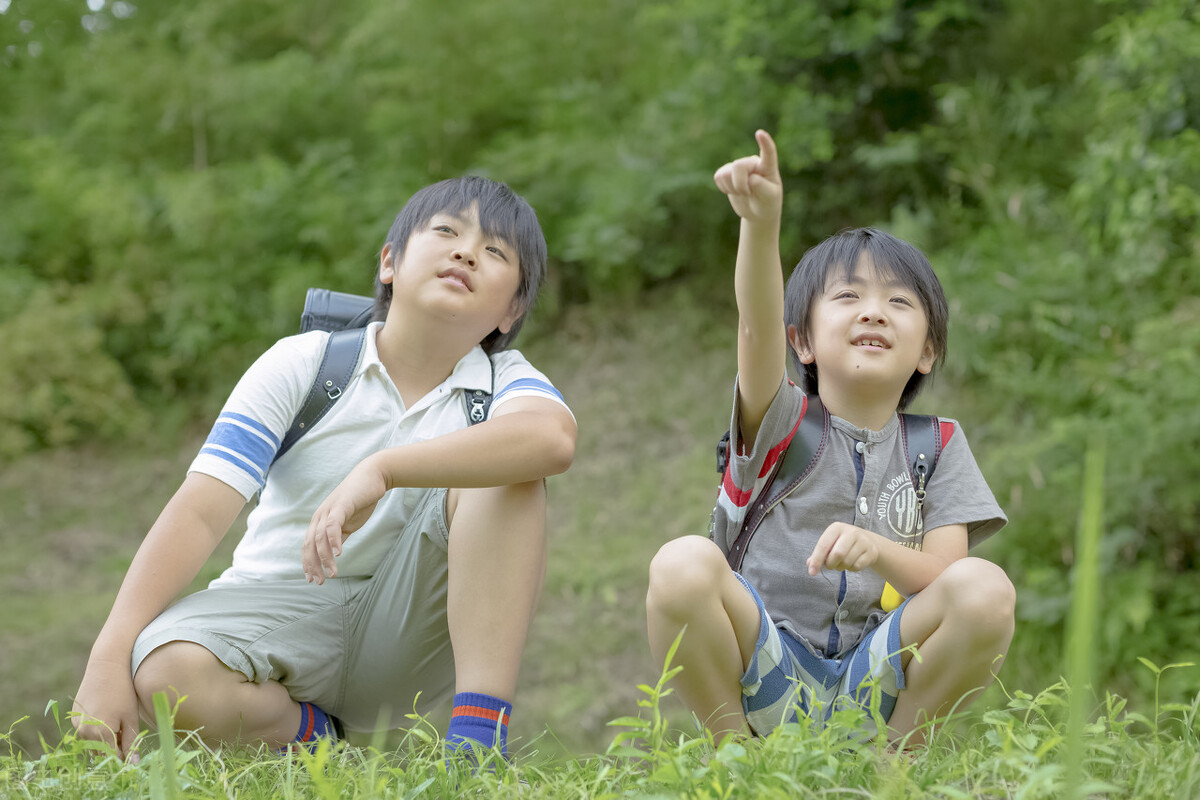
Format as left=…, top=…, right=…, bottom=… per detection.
left=72, top=473, right=245, bottom=758
left=713, top=130, right=787, bottom=449
left=302, top=395, right=575, bottom=582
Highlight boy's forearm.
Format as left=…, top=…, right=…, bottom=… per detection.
left=871, top=537, right=959, bottom=597
left=374, top=404, right=576, bottom=491
left=734, top=216, right=787, bottom=442
left=734, top=217, right=784, bottom=332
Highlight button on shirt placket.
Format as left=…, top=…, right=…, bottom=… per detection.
left=855, top=440, right=869, bottom=518
left=829, top=436, right=870, bottom=656
left=378, top=364, right=421, bottom=464
left=842, top=435, right=884, bottom=652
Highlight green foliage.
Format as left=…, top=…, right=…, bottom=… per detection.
left=2, top=0, right=1197, bottom=749
left=0, top=288, right=145, bottom=457
left=899, top=0, right=1200, bottom=703
left=4, top=663, right=1198, bottom=798
left=607, top=630, right=687, bottom=761
left=1, top=0, right=1023, bottom=443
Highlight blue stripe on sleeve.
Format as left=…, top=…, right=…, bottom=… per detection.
left=219, top=411, right=281, bottom=447
left=204, top=415, right=279, bottom=475
left=493, top=378, right=564, bottom=403
left=198, top=446, right=267, bottom=487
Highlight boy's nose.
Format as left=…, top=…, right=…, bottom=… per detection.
left=452, top=249, right=476, bottom=267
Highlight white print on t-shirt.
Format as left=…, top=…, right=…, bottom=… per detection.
left=877, top=471, right=923, bottom=541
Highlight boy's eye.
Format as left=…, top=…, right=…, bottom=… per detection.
left=890, top=296, right=914, bottom=307
left=434, top=224, right=454, bottom=234
left=486, top=245, right=508, bottom=259
left=833, top=290, right=857, bottom=300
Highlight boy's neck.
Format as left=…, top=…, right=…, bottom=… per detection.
left=374, top=317, right=481, bottom=409
left=816, top=382, right=902, bottom=432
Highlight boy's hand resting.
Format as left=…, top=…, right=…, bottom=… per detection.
left=302, top=458, right=389, bottom=584
left=71, top=657, right=141, bottom=760
left=713, top=129, right=783, bottom=225
left=806, top=522, right=882, bottom=575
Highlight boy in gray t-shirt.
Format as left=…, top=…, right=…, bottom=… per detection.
left=646, top=131, right=1014, bottom=744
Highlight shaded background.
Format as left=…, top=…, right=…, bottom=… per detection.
left=1, top=0, right=1197, bottom=756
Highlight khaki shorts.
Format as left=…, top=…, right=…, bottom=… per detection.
left=132, top=487, right=454, bottom=732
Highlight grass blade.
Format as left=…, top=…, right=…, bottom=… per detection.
left=1064, top=440, right=1105, bottom=796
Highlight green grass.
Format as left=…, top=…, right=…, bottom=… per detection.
left=2, top=661, right=1198, bottom=798
left=3, top=287, right=1199, bottom=796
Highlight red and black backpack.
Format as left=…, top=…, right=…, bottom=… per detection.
left=716, top=393, right=952, bottom=571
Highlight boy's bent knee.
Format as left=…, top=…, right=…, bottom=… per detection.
left=647, top=536, right=729, bottom=616
left=938, top=558, right=1016, bottom=636
left=133, top=641, right=231, bottom=717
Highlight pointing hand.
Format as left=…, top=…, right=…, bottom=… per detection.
left=713, top=129, right=782, bottom=225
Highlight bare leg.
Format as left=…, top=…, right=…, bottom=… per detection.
left=888, top=557, right=1016, bottom=743
left=134, top=642, right=300, bottom=748
left=645, top=535, right=761, bottom=742
left=445, top=480, right=547, bottom=700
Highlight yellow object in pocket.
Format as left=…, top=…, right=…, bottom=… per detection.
left=881, top=582, right=904, bottom=612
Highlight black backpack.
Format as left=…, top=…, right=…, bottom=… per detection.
left=270, top=289, right=493, bottom=465
left=716, top=393, right=946, bottom=572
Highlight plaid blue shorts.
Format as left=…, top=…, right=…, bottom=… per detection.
left=737, top=574, right=910, bottom=737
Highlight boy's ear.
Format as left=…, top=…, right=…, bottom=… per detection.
left=379, top=243, right=396, bottom=285
left=787, top=324, right=815, bottom=365
left=916, top=337, right=937, bottom=374
left=496, top=296, right=522, bottom=335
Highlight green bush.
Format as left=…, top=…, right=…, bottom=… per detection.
left=0, top=290, right=146, bottom=457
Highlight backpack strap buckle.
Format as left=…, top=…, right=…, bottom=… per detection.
left=467, top=390, right=490, bottom=424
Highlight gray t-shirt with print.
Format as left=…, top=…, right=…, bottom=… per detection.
left=711, top=378, right=1006, bottom=659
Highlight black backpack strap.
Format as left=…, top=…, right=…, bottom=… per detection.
left=717, top=405, right=943, bottom=571
left=716, top=430, right=732, bottom=475
left=724, top=395, right=829, bottom=571
left=463, top=356, right=495, bottom=426
left=898, top=413, right=943, bottom=513
left=273, top=327, right=368, bottom=465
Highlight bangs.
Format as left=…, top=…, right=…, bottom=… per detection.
left=816, top=234, right=928, bottom=298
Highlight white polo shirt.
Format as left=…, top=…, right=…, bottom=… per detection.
left=189, top=322, right=569, bottom=586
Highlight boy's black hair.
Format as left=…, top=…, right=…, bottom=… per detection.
left=374, top=175, right=547, bottom=354
left=783, top=227, right=949, bottom=411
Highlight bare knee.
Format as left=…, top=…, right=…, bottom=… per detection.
left=937, top=557, right=1016, bottom=642
left=646, top=536, right=729, bottom=621
left=133, top=642, right=228, bottom=720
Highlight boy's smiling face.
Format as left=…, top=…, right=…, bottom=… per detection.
left=791, top=253, right=937, bottom=403
left=379, top=204, right=522, bottom=343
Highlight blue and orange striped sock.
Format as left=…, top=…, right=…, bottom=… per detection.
left=445, top=692, right=512, bottom=759
left=293, top=701, right=343, bottom=745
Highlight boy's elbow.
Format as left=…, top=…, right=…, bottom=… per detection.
left=498, top=403, right=576, bottom=476
left=546, top=422, right=576, bottom=476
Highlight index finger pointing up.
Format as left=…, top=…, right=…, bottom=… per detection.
left=755, top=129, right=779, bottom=179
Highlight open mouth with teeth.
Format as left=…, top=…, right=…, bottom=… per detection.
left=853, top=338, right=889, bottom=349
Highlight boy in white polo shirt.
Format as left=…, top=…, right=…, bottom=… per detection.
left=72, top=176, right=576, bottom=760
